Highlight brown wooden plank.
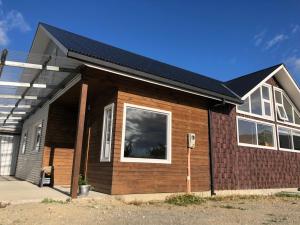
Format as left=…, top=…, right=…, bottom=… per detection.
left=70, top=80, right=88, bottom=198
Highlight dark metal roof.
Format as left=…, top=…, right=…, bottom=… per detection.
left=40, top=23, right=242, bottom=103
left=225, top=64, right=282, bottom=97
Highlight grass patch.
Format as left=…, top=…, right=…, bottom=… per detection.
left=165, top=194, right=206, bottom=206
left=275, top=192, right=300, bottom=199
left=208, top=195, right=270, bottom=202
left=41, top=198, right=69, bottom=204
left=219, top=204, right=247, bottom=210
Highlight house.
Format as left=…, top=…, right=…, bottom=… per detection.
left=0, top=23, right=299, bottom=198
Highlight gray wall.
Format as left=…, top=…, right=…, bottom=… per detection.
left=15, top=106, right=49, bottom=184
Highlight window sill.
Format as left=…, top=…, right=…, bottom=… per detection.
left=236, top=110, right=274, bottom=122
left=238, top=143, right=277, bottom=150
left=120, top=157, right=171, bottom=164
left=278, top=148, right=300, bottom=153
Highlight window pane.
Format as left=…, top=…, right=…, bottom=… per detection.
left=238, top=119, right=256, bottom=145
left=279, top=128, right=292, bottom=149
left=35, top=123, right=42, bottom=151
left=294, top=111, right=300, bottom=125
left=264, top=102, right=271, bottom=116
left=257, top=124, right=274, bottom=147
left=293, top=133, right=300, bottom=150
left=275, top=90, right=282, bottom=104
left=262, top=86, right=270, bottom=100
left=238, top=97, right=250, bottom=112
left=124, top=107, right=168, bottom=159
left=250, top=89, right=262, bottom=115
left=283, top=95, right=293, bottom=123
left=277, top=105, right=287, bottom=120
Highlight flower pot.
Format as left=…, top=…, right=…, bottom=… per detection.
left=79, top=185, right=90, bottom=196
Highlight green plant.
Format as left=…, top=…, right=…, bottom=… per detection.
left=165, top=194, right=206, bottom=206
left=275, top=192, right=300, bottom=198
left=41, top=198, right=66, bottom=204
left=78, top=174, right=88, bottom=186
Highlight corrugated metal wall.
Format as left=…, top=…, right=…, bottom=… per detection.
left=15, top=105, right=49, bottom=184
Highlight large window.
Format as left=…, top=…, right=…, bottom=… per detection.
left=21, top=131, right=28, bottom=154
left=274, top=88, right=300, bottom=126
left=237, top=84, right=273, bottom=119
left=278, top=126, right=300, bottom=151
left=33, top=122, right=43, bottom=152
left=237, top=117, right=275, bottom=149
left=121, top=104, right=171, bottom=164
left=100, top=103, right=114, bottom=162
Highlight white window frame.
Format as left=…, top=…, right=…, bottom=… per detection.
left=21, top=131, right=28, bottom=154
left=100, top=103, right=114, bottom=162
left=277, top=125, right=300, bottom=153
left=237, top=84, right=274, bottom=121
left=274, top=87, right=300, bottom=128
left=120, top=103, right=172, bottom=164
left=33, top=121, right=43, bottom=152
left=236, top=116, right=277, bottom=150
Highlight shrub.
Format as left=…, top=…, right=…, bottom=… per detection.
left=165, top=194, right=206, bottom=206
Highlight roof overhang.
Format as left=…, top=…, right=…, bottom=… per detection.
left=241, top=64, right=300, bottom=110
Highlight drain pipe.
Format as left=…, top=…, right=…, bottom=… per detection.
left=208, top=99, right=226, bottom=196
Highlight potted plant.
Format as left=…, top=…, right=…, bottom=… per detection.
left=78, top=174, right=90, bottom=196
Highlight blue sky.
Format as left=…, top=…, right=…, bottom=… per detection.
left=1, top=0, right=300, bottom=82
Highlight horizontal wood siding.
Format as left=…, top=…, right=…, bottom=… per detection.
left=111, top=88, right=210, bottom=194
left=42, top=102, right=77, bottom=186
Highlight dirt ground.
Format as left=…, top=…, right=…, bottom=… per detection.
left=0, top=195, right=299, bottom=225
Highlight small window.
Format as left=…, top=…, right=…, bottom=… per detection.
left=279, top=127, right=292, bottom=150
left=237, top=84, right=273, bottom=119
left=283, top=95, right=293, bottom=122
left=257, top=124, right=274, bottom=147
left=276, top=105, right=288, bottom=121
left=33, top=122, right=43, bottom=152
left=293, top=132, right=300, bottom=150
left=238, top=119, right=257, bottom=145
left=294, top=111, right=300, bottom=125
left=237, top=97, right=250, bottom=112
left=237, top=117, right=275, bottom=148
left=100, top=103, right=114, bottom=162
left=121, top=104, right=171, bottom=163
left=21, top=132, right=28, bottom=154
left=250, top=89, right=262, bottom=115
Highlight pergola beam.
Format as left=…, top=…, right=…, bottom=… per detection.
left=0, top=94, right=40, bottom=100
left=0, top=111, right=26, bottom=115
left=4, top=60, right=77, bottom=73
left=0, top=104, right=31, bottom=108
left=0, top=81, right=54, bottom=89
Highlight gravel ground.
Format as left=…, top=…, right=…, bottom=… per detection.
left=0, top=195, right=299, bottom=225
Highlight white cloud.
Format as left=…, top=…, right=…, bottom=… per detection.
left=0, top=4, right=30, bottom=46
left=291, top=24, right=300, bottom=34
left=265, top=34, right=288, bottom=50
left=253, top=30, right=266, bottom=47
left=285, top=56, right=300, bottom=78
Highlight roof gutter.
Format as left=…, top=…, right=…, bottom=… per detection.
left=67, top=51, right=243, bottom=105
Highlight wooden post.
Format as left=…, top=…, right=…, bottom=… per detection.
left=187, top=147, right=191, bottom=193
left=70, top=80, right=88, bottom=199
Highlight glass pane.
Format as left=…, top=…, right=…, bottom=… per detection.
left=257, top=124, right=274, bottom=147
left=283, top=95, right=293, bottom=123
left=294, top=111, right=300, bottom=125
left=275, top=90, right=282, bottom=104
left=293, top=133, right=300, bottom=150
left=237, top=97, right=250, bottom=112
left=238, top=119, right=256, bottom=145
left=35, top=124, right=42, bottom=151
left=250, top=89, right=262, bottom=115
left=124, top=107, right=168, bottom=159
left=264, top=102, right=271, bottom=116
left=262, top=86, right=270, bottom=100
left=277, top=105, right=287, bottom=120
left=279, top=128, right=292, bottom=149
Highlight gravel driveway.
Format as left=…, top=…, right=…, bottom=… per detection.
left=0, top=195, right=299, bottom=225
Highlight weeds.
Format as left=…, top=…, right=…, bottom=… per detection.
left=275, top=192, right=300, bottom=199
left=41, top=198, right=69, bottom=204
left=219, top=204, right=247, bottom=210
left=165, top=194, right=206, bottom=206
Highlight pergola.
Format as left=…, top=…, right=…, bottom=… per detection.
left=0, top=49, right=81, bottom=134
